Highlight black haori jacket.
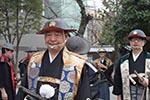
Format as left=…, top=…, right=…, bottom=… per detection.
left=113, top=50, right=150, bottom=100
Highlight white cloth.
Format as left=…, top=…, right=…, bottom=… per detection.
left=39, top=84, right=55, bottom=99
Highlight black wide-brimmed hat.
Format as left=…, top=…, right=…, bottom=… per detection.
left=66, top=36, right=90, bottom=55
left=2, top=43, right=14, bottom=51
left=25, top=46, right=38, bottom=52
left=37, top=18, right=76, bottom=34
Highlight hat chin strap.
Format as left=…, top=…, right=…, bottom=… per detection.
left=48, top=40, right=67, bottom=49
left=47, top=31, right=67, bottom=49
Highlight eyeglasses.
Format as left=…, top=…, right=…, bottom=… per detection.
left=129, top=38, right=144, bottom=42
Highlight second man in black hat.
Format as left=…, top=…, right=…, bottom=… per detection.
left=18, top=46, right=38, bottom=78
left=113, top=29, right=150, bottom=100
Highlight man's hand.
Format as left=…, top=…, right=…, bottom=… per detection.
left=15, top=77, right=20, bottom=85
left=134, top=70, right=149, bottom=87
left=117, top=95, right=121, bottom=100
left=0, top=88, right=8, bottom=100
left=140, top=77, right=149, bottom=88
left=98, top=63, right=107, bottom=72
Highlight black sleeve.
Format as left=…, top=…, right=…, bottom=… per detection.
left=87, top=65, right=100, bottom=100
left=112, top=59, right=122, bottom=95
left=0, top=62, right=7, bottom=88
left=18, top=60, right=28, bottom=78
left=148, top=78, right=150, bottom=89
left=18, top=63, right=23, bottom=77
left=75, top=63, right=100, bottom=100
left=104, top=64, right=114, bottom=85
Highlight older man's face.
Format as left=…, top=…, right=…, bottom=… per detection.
left=44, top=30, right=68, bottom=51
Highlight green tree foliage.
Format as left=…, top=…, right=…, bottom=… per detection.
left=0, top=0, right=43, bottom=69
left=97, top=32, right=115, bottom=45
left=0, top=0, right=42, bottom=43
left=98, top=0, right=120, bottom=45
left=113, top=0, right=150, bottom=45
left=101, top=0, right=150, bottom=59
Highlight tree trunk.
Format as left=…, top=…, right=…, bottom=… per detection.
left=76, top=0, right=93, bottom=36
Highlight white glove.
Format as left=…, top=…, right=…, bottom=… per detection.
left=39, top=84, right=55, bottom=99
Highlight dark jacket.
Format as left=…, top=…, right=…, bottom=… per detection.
left=0, top=55, right=15, bottom=100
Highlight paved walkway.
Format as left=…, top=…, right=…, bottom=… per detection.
left=110, top=86, right=117, bottom=100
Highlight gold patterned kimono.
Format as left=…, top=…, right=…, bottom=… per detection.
left=27, top=47, right=87, bottom=100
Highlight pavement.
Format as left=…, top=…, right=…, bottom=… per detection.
left=98, top=86, right=117, bottom=100
left=110, top=86, right=117, bottom=100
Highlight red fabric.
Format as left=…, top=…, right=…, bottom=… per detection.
left=26, top=55, right=31, bottom=60
left=1, top=54, right=15, bottom=91
left=20, top=55, right=31, bottom=63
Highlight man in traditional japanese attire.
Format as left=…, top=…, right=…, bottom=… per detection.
left=93, top=48, right=114, bottom=100
left=18, top=46, right=38, bottom=78
left=16, top=18, right=99, bottom=100
left=0, top=43, right=15, bottom=100
left=113, top=29, right=150, bottom=100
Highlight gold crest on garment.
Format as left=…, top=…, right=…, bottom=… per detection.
left=49, top=21, right=56, bottom=27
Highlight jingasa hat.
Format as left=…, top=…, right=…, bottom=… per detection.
left=66, top=36, right=90, bottom=55
left=127, top=29, right=149, bottom=40
left=25, top=46, right=38, bottom=52
left=98, top=48, right=106, bottom=53
left=2, top=43, right=14, bottom=51
left=37, top=18, right=76, bottom=34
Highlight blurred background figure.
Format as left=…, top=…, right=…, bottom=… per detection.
left=93, top=48, right=114, bottom=100
left=66, top=36, right=101, bottom=99
left=18, top=46, right=38, bottom=78
left=0, top=43, right=15, bottom=100
left=66, top=36, right=90, bottom=55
